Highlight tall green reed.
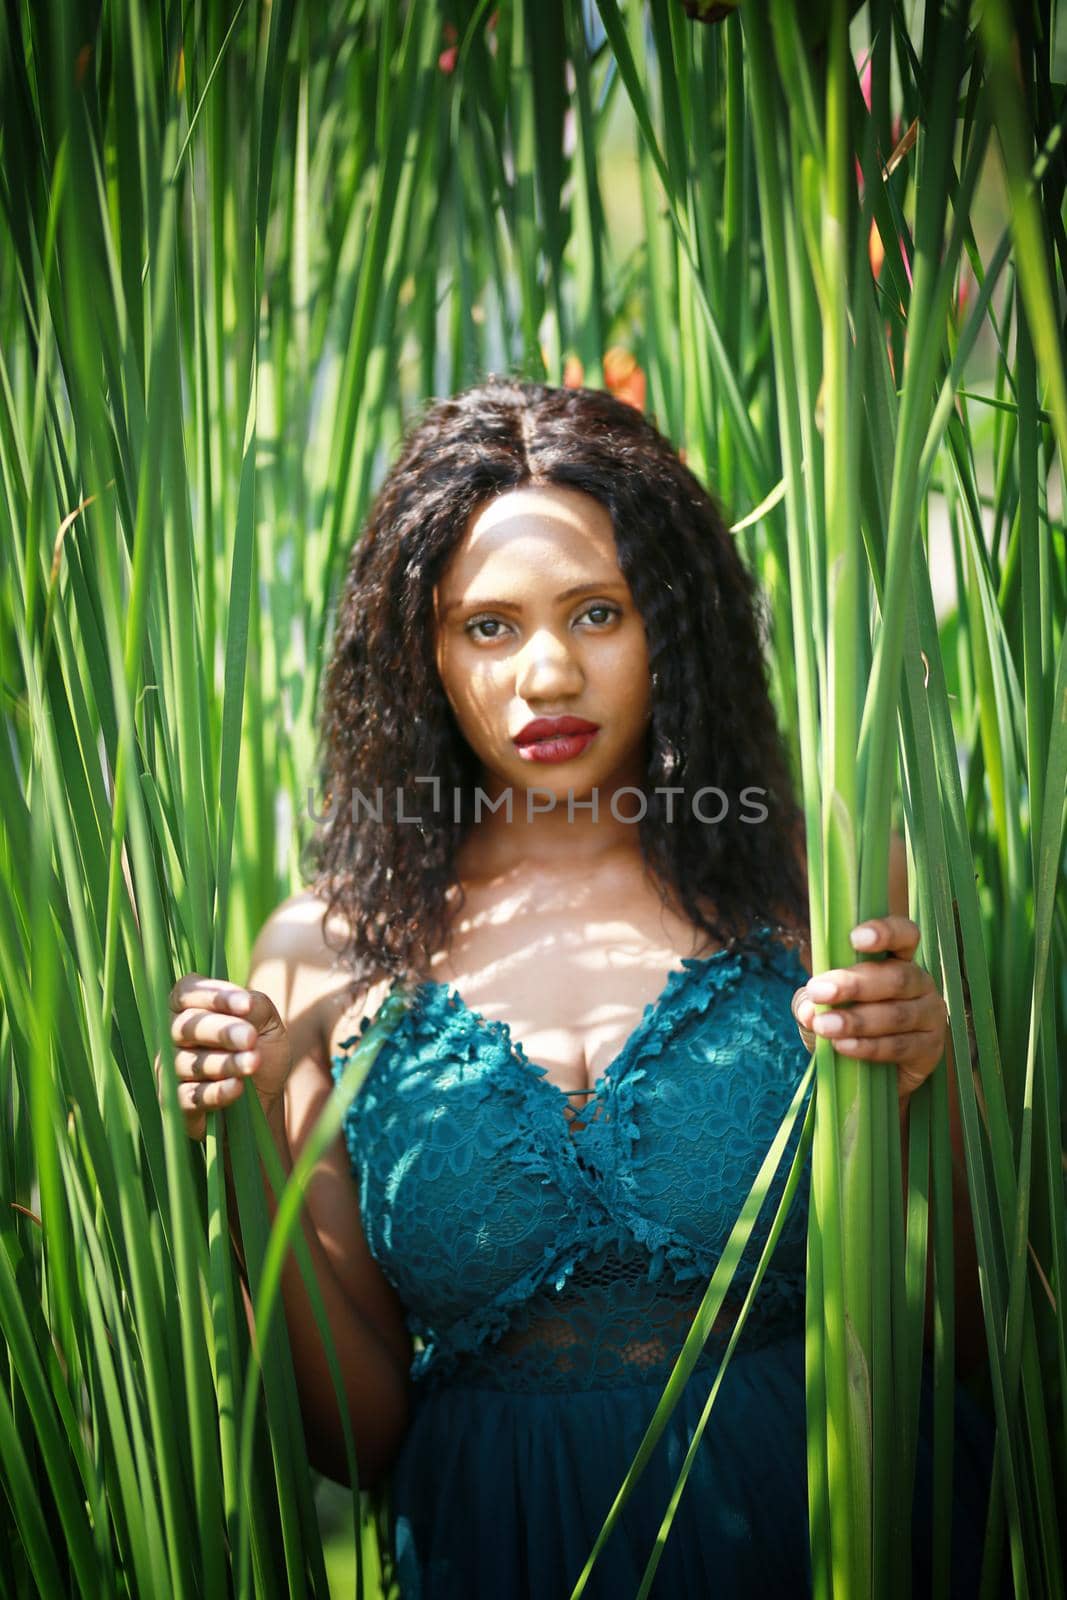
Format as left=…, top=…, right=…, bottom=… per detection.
left=579, top=5, right=1065, bottom=1594
left=0, top=2, right=1063, bottom=1595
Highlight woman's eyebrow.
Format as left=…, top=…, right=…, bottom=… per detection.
left=442, top=581, right=628, bottom=617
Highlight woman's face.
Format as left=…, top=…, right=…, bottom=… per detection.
left=433, top=484, right=652, bottom=805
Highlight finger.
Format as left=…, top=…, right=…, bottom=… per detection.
left=172, top=978, right=283, bottom=1043
left=179, top=1077, right=245, bottom=1116
left=800, top=956, right=929, bottom=1010
left=171, top=1007, right=260, bottom=1052
left=827, top=1027, right=942, bottom=1062
left=169, top=974, right=251, bottom=1015
left=848, top=916, right=921, bottom=961
left=174, top=1046, right=260, bottom=1082
left=795, top=987, right=823, bottom=1029
left=794, top=987, right=814, bottom=1029
left=808, top=995, right=942, bottom=1041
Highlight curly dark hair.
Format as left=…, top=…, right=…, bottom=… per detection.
left=302, top=376, right=809, bottom=999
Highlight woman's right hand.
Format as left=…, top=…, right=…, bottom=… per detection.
left=154, top=974, right=293, bottom=1142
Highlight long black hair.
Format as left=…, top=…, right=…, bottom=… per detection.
left=302, top=376, right=809, bottom=997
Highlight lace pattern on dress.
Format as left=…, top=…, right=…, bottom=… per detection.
left=330, top=924, right=812, bottom=1391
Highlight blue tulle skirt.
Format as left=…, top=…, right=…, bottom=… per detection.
left=388, top=1331, right=1000, bottom=1599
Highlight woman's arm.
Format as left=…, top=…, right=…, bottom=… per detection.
left=225, top=894, right=413, bottom=1488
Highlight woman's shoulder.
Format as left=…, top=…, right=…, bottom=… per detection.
left=249, top=887, right=347, bottom=976
left=248, top=889, right=392, bottom=1064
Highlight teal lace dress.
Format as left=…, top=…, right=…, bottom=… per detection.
left=331, top=923, right=996, bottom=1598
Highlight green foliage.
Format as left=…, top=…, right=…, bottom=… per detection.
left=0, top=1, right=1063, bottom=1594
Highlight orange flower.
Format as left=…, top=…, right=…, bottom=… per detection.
left=561, top=348, right=646, bottom=413
left=602, top=346, right=647, bottom=411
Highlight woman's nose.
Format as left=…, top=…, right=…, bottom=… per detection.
left=514, top=630, right=584, bottom=698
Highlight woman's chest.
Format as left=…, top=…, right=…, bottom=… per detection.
left=386, top=869, right=727, bottom=1098
left=338, top=953, right=813, bottom=1325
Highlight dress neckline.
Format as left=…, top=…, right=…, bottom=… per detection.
left=406, top=921, right=783, bottom=1111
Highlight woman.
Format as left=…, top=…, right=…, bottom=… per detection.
left=161, top=379, right=996, bottom=1597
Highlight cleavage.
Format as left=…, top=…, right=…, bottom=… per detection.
left=428, top=959, right=698, bottom=1105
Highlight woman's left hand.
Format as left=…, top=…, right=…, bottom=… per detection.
left=791, top=915, right=948, bottom=1101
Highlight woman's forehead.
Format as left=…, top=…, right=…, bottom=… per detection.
left=466, top=482, right=612, bottom=538
left=434, top=486, right=620, bottom=603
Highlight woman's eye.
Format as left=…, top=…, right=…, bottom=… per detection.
left=464, top=605, right=619, bottom=642
left=465, top=617, right=508, bottom=640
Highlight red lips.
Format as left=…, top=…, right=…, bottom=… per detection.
left=514, top=716, right=600, bottom=746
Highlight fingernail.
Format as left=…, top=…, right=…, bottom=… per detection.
left=815, top=1013, right=844, bottom=1035
left=806, top=979, right=837, bottom=1001
left=234, top=1051, right=257, bottom=1073
left=227, top=993, right=249, bottom=1013
left=850, top=927, right=877, bottom=948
